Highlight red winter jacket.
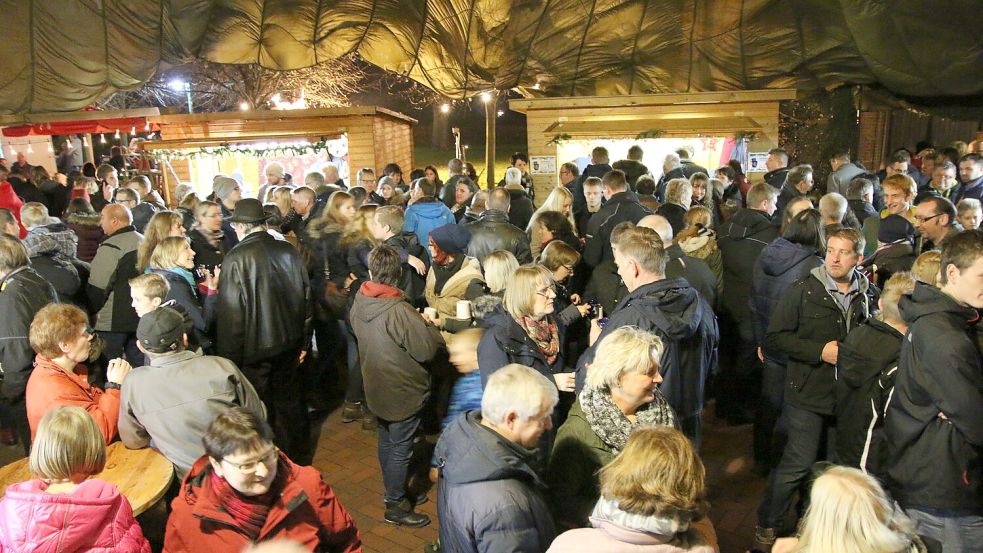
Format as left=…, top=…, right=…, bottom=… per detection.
left=0, top=478, right=150, bottom=552
left=0, top=180, right=27, bottom=238
left=164, top=454, right=362, bottom=553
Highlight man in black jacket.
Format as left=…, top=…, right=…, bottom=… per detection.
left=216, top=199, right=313, bottom=464
left=754, top=227, right=877, bottom=548
left=583, top=170, right=650, bottom=267
left=763, top=147, right=790, bottom=189
left=885, top=230, right=983, bottom=552
left=577, top=226, right=718, bottom=446
left=570, top=147, right=612, bottom=214
left=716, top=183, right=780, bottom=423
left=503, top=167, right=535, bottom=231
left=0, top=234, right=57, bottom=453
left=366, top=205, right=429, bottom=305
left=612, top=145, right=649, bottom=189
left=639, top=214, right=718, bottom=310
left=774, top=164, right=815, bottom=224
left=467, top=187, right=532, bottom=265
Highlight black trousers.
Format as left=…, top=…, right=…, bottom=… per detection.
left=241, top=350, right=313, bottom=465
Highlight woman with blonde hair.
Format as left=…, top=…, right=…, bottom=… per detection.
left=548, top=326, right=677, bottom=529
left=548, top=426, right=716, bottom=552
left=772, top=466, right=924, bottom=553
left=149, top=236, right=219, bottom=349
left=482, top=250, right=519, bottom=297
left=267, top=186, right=293, bottom=222
left=528, top=186, right=577, bottom=257
left=0, top=406, right=150, bottom=552
left=136, top=210, right=186, bottom=272
left=188, top=200, right=227, bottom=270
left=676, top=205, right=723, bottom=292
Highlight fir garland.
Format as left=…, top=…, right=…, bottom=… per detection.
left=152, top=139, right=331, bottom=160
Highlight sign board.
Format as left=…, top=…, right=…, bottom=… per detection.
left=747, top=152, right=769, bottom=172
left=530, top=155, right=556, bottom=174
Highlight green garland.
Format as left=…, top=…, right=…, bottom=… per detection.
left=152, top=140, right=331, bottom=160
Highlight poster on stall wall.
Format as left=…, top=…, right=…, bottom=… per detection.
left=530, top=156, right=556, bottom=174
left=747, top=152, right=769, bottom=173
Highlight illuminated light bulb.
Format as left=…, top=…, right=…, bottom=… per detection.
left=47, top=143, right=53, bottom=153
left=480, top=92, right=491, bottom=103
left=114, top=129, right=121, bottom=139
left=130, top=126, right=136, bottom=135
left=27, top=144, right=33, bottom=154
left=497, top=110, right=504, bottom=117
left=82, top=136, right=88, bottom=147
left=100, top=134, right=106, bottom=144
left=239, top=102, right=249, bottom=111
left=144, top=121, right=151, bottom=131
left=440, top=104, right=450, bottom=114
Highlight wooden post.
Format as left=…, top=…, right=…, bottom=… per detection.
left=484, top=90, right=498, bottom=189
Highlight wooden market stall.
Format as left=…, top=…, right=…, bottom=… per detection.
left=144, top=107, right=416, bottom=203
left=509, top=89, right=797, bottom=201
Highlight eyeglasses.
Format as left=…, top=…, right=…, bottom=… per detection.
left=221, top=446, right=279, bottom=474
left=914, top=213, right=942, bottom=224
left=535, top=285, right=556, bottom=298
left=82, top=325, right=95, bottom=337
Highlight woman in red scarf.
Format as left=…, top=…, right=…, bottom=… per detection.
left=164, top=407, right=362, bottom=553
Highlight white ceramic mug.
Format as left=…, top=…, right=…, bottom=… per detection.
left=456, top=300, right=472, bottom=320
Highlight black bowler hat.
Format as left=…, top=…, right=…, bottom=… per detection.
left=226, top=198, right=270, bottom=224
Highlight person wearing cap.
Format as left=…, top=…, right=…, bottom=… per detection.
left=424, top=223, right=485, bottom=338
left=216, top=198, right=314, bottom=465
left=25, top=303, right=132, bottom=445
left=212, top=175, right=242, bottom=249
left=860, top=214, right=917, bottom=286
left=119, top=306, right=265, bottom=478
left=257, top=162, right=286, bottom=204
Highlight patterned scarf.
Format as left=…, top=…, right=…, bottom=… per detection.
left=208, top=459, right=285, bottom=540
left=514, top=315, right=560, bottom=364
left=579, top=386, right=677, bottom=452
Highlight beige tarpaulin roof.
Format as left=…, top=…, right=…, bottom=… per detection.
left=0, top=0, right=980, bottom=114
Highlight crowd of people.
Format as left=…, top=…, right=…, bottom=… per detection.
left=0, top=140, right=979, bottom=553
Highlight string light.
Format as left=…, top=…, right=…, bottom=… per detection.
left=26, top=144, right=33, bottom=154
left=130, top=126, right=136, bottom=135
left=82, top=136, right=88, bottom=147
left=47, top=143, right=53, bottom=153
left=144, top=121, right=151, bottom=131
left=114, top=129, right=121, bottom=139
left=99, top=134, right=106, bottom=144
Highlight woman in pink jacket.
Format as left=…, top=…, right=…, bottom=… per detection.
left=547, top=426, right=719, bottom=553
left=0, top=406, right=150, bottom=552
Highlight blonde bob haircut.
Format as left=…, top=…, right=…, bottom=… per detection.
left=481, top=363, right=559, bottom=426
left=149, top=236, right=192, bottom=270
left=586, top=326, right=665, bottom=391
left=502, top=264, right=554, bottom=318
left=483, top=250, right=519, bottom=294
left=599, top=426, right=708, bottom=520
left=910, top=250, right=941, bottom=287
left=877, top=271, right=916, bottom=324
left=793, top=465, right=918, bottom=553
left=30, top=406, right=106, bottom=481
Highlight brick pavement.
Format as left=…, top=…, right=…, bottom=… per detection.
left=312, top=401, right=761, bottom=553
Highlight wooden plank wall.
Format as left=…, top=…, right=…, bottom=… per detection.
left=373, top=117, right=414, bottom=175
left=522, top=101, right=781, bottom=201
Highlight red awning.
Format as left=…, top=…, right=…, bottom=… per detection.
left=2, top=117, right=159, bottom=137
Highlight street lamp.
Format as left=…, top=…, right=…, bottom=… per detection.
left=168, top=79, right=194, bottom=113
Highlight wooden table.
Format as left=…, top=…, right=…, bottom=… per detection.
left=0, top=442, right=174, bottom=516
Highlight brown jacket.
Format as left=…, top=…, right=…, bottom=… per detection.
left=350, top=282, right=444, bottom=421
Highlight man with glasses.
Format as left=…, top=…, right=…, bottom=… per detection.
left=914, top=196, right=962, bottom=253
left=357, top=167, right=385, bottom=205
left=119, top=306, right=265, bottom=479
left=915, top=160, right=960, bottom=204
left=115, top=186, right=154, bottom=233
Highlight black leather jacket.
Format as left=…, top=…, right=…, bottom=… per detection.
left=215, top=231, right=311, bottom=366
left=466, top=209, right=533, bottom=265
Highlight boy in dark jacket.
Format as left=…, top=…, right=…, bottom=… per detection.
left=350, top=244, right=444, bottom=528
left=834, top=272, right=915, bottom=474
left=886, top=229, right=983, bottom=551
left=754, top=228, right=878, bottom=549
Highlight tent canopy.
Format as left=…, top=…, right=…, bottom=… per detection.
left=0, top=1, right=980, bottom=115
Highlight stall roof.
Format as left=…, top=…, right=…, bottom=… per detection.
left=0, top=1, right=978, bottom=116
left=0, top=108, right=162, bottom=137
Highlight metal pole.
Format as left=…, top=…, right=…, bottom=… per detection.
left=184, top=83, right=194, bottom=114
left=484, top=90, right=497, bottom=189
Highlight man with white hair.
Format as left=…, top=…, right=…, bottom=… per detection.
left=322, top=163, right=346, bottom=189
left=656, top=153, right=686, bottom=202
left=655, top=177, right=691, bottom=235
left=818, top=192, right=849, bottom=234
left=638, top=214, right=718, bottom=309
left=502, top=167, right=535, bottom=231
left=435, top=364, right=558, bottom=553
